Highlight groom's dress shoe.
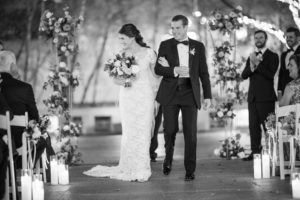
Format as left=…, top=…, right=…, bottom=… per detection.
left=163, top=164, right=172, bottom=175
left=242, top=153, right=253, bottom=161
left=184, top=173, right=195, bottom=181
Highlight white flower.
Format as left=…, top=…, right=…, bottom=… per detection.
left=79, top=16, right=84, bottom=21
left=217, top=111, right=224, bottom=118
left=49, top=71, right=55, bottom=78
left=214, top=148, right=220, bottom=156
left=68, top=44, right=74, bottom=51
left=218, top=51, right=225, bottom=58
left=229, top=12, right=237, bottom=18
left=117, top=68, right=124, bottom=75
left=63, top=125, right=70, bottom=131
left=59, top=62, right=67, bottom=68
left=32, top=127, right=41, bottom=139
left=218, top=23, right=224, bottom=28
left=114, top=60, right=121, bottom=67
left=237, top=151, right=245, bottom=158
left=224, top=15, right=229, bottom=20
left=125, top=60, right=130, bottom=64
left=60, top=46, right=67, bottom=52
left=227, top=111, right=233, bottom=117
left=46, top=12, right=53, bottom=18
left=60, top=76, right=69, bottom=86
left=131, top=65, right=140, bottom=74
left=72, top=69, right=80, bottom=78
left=236, top=5, right=243, bottom=11
left=53, top=38, right=58, bottom=43
left=190, top=48, right=196, bottom=55
left=53, top=91, right=60, bottom=97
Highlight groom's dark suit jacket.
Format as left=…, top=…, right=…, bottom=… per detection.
left=155, top=38, right=212, bottom=109
left=242, top=49, right=279, bottom=103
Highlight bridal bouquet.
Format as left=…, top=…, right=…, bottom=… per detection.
left=104, top=52, right=139, bottom=87
left=280, top=111, right=296, bottom=136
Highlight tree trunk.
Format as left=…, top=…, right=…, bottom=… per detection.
left=24, top=0, right=38, bottom=82
left=80, top=23, right=110, bottom=104
left=151, top=0, right=160, bottom=48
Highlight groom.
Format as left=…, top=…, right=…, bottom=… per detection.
left=155, top=15, right=212, bottom=181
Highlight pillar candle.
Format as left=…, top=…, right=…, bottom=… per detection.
left=253, top=154, right=262, bottom=179
left=292, top=170, right=300, bottom=199
left=32, top=174, right=44, bottom=200
left=50, top=156, right=58, bottom=185
left=262, top=150, right=270, bottom=178
left=21, top=169, right=32, bottom=200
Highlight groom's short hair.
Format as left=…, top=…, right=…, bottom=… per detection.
left=286, top=26, right=300, bottom=37
left=172, top=15, right=188, bottom=26
left=254, top=30, right=268, bottom=40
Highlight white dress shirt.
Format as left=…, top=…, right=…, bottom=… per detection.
left=174, top=37, right=190, bottom=78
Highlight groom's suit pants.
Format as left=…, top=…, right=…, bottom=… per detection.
left=162, top=81, right=198, bottom=175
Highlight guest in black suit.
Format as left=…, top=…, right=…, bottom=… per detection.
left=241, top=30, right=279, bottom=161
left=0, top=51, right=54, bottom=170
left=278, top=27, right=300, bottom=98
left=155, top=15, right=212, bottom=181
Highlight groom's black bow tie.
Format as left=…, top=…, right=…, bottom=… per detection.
left=175, top=40, right=189, bottom=45
left=287, top=48, right=294, bottom=53
left=255, top=51, right=262, bottom=56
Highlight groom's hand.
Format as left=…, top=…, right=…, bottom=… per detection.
left=203, top=99, right=212, bottom=110
left=158, top=57, right=169, bottom=67
left=174, top=66, right=189, bottom=77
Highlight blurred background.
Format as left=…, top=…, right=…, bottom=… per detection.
left=0, top=0, right=295, bottom=134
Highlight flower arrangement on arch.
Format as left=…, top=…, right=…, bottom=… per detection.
left=43, top=62, right=80, bottom=89
left=24, top=115, right=51, bottom=141
left=104, top=52, right=139, bottom=87
left=211, top=101, right=236, bottom=121
left=39, top=7, right=83, bottom=57
left=214, top=133, right=245, bottom=159
left=209, top=6, right=243, bottom=35
left=42, top=91, right=69, bottom=119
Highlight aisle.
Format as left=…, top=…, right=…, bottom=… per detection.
left=45, top=130, right=293, bottom=200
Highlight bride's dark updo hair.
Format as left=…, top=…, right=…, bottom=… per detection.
left=119, top=24, right=149, bottom=48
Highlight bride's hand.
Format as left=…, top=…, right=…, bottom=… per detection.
left=158, top=57, right=169, bottom=67
left=113, top=77, right=126, bottom=86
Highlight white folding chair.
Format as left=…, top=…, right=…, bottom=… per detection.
left=0, top=111, right=17, bottom=200
left=276, top=104, right=300, bottom=180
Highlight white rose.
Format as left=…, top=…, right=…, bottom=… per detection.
left=117, top=68, right=124, bottom=75
left=72, top=69, right=80, bottom=78
left=114, top=60, right=121, bottom=67
left=63, top=125, right=70, bottom=131
left=53, top=38, right=58, bottom=43
left=218, top=51, right=225, bottom=58
left=49, top=71, right=55, bottom=78
left=224, top=15, right=229, bottom=19
left=32, top=127, right=41, bottom=139
left=60, top=46, right=67, bottom=52
left=217, top=111, right=224, bottom=118
left=237, top=151, right=245, bottom=158
left=46, top=12, right=53, bottom=18
left=59, top=62, right=67, bottom=68
left=236, top=5, right=243, bottom=11
left=227, top=111, right=232, bottom=117
left=131, top=65, right=140, bottom=74
left=60, top=76, right=69, bottom=86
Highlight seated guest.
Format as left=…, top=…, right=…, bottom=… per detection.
left=0, top=51, right=54, bottom=172
left=279, top=54, right=300, bottom=106
left=279, top=54, right=300, bottom=161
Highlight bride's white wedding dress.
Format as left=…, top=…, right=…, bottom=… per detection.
left=83, top=48, right=160, bottom=182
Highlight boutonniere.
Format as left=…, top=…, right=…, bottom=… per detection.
left=189, top=48, right=196, bottom=56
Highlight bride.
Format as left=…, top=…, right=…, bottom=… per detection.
left=83, top=24, right=161, bottom=182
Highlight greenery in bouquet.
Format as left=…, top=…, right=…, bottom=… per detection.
left=104, top=52, right=139, bottom=87
left=209, top=6, right=243, bottom=35
left=280, top=111, right=295, bottom=136
left=214, top=133, right=245, bottom=159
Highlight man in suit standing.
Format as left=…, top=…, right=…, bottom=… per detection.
left=278, top=27, right=300, bottom=98
left=242, top=30, right=279, bottom=161
left=155, top=15, right=212, bottom=181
